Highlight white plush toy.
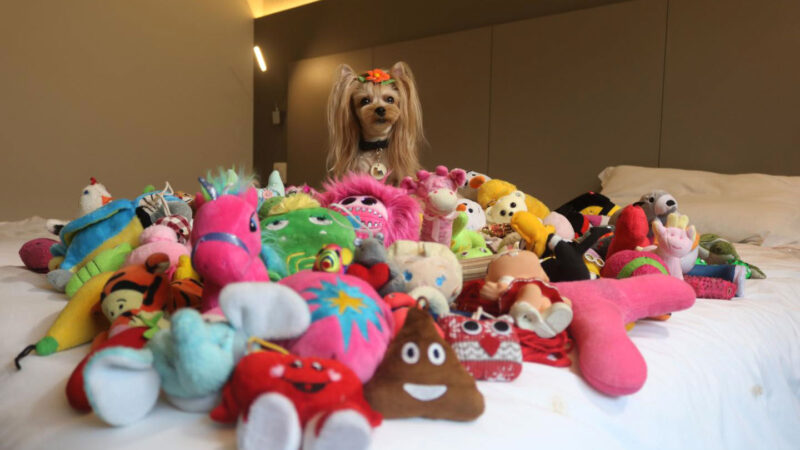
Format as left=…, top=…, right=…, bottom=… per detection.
left=485, top=191, right=527, bottom=225
left=80, top=177, right=113, bottom=215
left=456, top=198, right=486, bottom=231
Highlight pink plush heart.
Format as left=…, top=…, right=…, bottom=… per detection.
left=554, top=275, right=695, bottom=396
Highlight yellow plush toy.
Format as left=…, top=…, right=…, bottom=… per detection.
left=475, top=179, right=550, bottom=220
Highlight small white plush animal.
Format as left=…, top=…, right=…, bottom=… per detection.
left=456, top=198, right=486, bottom=231
left=80, top=177, right=113, bottom=216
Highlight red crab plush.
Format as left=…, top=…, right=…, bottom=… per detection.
left=211, top=352, right=382, bottom=450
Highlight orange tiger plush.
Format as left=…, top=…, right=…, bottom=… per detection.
left=97, top=253, right=202, bottom=338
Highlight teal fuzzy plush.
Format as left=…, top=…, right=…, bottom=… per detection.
left=259, top=194, right=356, bottom=280
left=83, top=282, right=311, bottom=426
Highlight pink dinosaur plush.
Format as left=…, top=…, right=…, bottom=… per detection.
left=401, top=166, right=467, bottom=246
left=192, top=177, right=269, bottom=315
left=124, top=224, right=191, bottom=274
left=648, top=213, right=696, bottom=280
left=555, top=275, right=695, bottom=396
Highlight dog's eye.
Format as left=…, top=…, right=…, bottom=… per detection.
left=360, top=97, right=371, bottom=106
left=385, top=96, right=394, bottom=104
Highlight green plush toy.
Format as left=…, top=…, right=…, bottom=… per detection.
left=260, top=194, right=356, bottom=280
left=64, top=243, right=133, bottom=297
left=450, top=212, right=490, bottom=260
left=699, top=233, right=766, bottom=279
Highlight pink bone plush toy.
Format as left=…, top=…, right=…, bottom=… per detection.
left=645, top=213, right=696, bottom=280
left=401, top=166, right=467, bottom=246
left=191, top=178, right=269, bottom=315
left=555, top=274, right=695, bottom=396
left=124, top=224, right=191, bottom=273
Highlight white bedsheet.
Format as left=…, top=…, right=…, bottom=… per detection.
left=1, top=218, right=799, bottom=450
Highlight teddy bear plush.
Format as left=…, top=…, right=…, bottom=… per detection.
left=485, top=190, right=527, bottom=225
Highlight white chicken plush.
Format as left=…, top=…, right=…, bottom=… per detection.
left=80, top=177, right=113, bottom=215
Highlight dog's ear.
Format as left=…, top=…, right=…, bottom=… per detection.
left=337, top=64, right=356, bottom=81
left=390, top=61, right=411, bottom=80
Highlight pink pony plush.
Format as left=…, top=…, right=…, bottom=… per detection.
left=192, top=175, right=269, bottom=314
left=648, top=213, right=696, bottom=280
left=401, top=166, right=467, bottom=246
left=318, top=172, right=420, bottom=247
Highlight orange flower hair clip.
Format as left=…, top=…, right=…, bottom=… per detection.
left=357, top=69, right=395, bottom=85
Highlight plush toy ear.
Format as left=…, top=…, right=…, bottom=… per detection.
left=652, top=219, right=665, bottom=237
left=145, top=253, right=170, bottom=275
left=434, top=166, right=449, bottom=177
left=400, top=176, right=418, bottom=193
left=244, top=187, right=258, bottom=208
left=449, top=169, right=467, bottom=188
left=416, top=170, right=431, bottom=181
left=193, top=191, right=206, bottom=210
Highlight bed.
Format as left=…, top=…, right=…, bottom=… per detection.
left=2, top=166, right=799, bottom=450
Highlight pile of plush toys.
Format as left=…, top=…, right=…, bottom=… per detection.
left=14, top=167, right=766, bottom=450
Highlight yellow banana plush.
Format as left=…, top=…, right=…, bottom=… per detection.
left=15, top=271, right=112, bottom=369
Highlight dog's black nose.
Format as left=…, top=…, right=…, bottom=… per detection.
left=375, top=107, right=386, bottom=117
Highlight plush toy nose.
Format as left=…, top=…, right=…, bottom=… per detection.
left=479, top=335, right=501, bottom=357
left=375, top=107, right=386, bottom=117
left=429, top=190, right=457, bottom=213
left=456, top=204, right=467, bottom=212
left=101, top=196, right=113, bottom=205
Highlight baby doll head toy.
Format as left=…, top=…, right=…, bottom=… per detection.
left=326, top=62, right=424, bottom=184
left=481, top=250, right=573, bottom=338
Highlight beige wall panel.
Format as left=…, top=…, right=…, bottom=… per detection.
left=286, top=50, right=372, bottom=187
left=661, top=0, right=800, bottom=175
left=374, top=28, right=492, bottom=174
left=0, top=0, right=253, bottom=220
left=490, top=0, right=667, bottom=207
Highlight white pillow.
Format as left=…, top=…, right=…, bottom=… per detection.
left=599, top=165, right=800, bottom=246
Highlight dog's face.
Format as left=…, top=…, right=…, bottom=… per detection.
left=351, top=82, right=402, bottom=140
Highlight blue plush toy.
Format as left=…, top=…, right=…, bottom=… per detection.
left=83, top=282, right=311, bottom=426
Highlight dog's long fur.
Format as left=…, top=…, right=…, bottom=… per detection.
left=326, top=61, right=424, bottom=185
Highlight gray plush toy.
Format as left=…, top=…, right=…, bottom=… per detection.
left=351, top=237, right=406, bottom=296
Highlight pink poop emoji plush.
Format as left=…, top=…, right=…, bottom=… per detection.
left=319, top=172, right=421, bottom=247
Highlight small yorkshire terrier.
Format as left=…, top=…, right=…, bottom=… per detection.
left=326, top=61, right=424, bottom=185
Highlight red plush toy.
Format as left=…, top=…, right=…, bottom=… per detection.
left=606, top=205, right=651, bottom=259
left=211, top=352, right=382, bottom=450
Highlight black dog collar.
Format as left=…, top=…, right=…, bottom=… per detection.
left=359, top=139, right=388, bottom=151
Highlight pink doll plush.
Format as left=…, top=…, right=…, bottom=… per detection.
left=401, top=166, right=467, bottom=246
left=555, top=275, right=695, bottom=395
left=124, top=224, right=191, bottom=275
left=319, top=172, right=421, bottom=247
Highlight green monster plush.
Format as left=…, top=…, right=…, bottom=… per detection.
left=259, top=194, right=356, bottom=280
left=698, top=233, right=766, bottom=279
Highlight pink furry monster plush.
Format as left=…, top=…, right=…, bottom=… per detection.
left=554, top=275, right=695, bottom=396
left=191, top=176, right=269, bottom=315
left=401, top=166, right=467, bottom=246
left=318, top=172, right=421, bottom=247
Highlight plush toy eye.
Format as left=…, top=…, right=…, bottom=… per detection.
left=311, top=362, right=323, bottom=371
left=468, top=208, right=474, bottom=213
left=309, top=216, right=332, bottom=225
left=648, top=197, right=655, bottom=203
left=510, top=202, right=517, bottom=208
left=362, top=197, right=378, bottom=205
left=83, top=190, right=89, bottom=195
left=403, top=270, right=413, bottom=281
left=341, top=197, right=357, bottom=205
left=435, top=275, right=446, bottom=286
left=492, top=320, right=512, bottom=335
left=265, top=219, right=289, bottom=231
left=360, top=97, right=371, bottom=106
left=427, top=343, right=446, bottom=365
left=401, top=342, right=420, bottom=364
left=386, top=96, right=394, bottom=104
left=291, top=360, right=303, bottom=369
left=500, top=210, right=507, bottom=216
left=249, top=213, right=258, bottom=232
left=461, top=320, right=482, bottom=335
